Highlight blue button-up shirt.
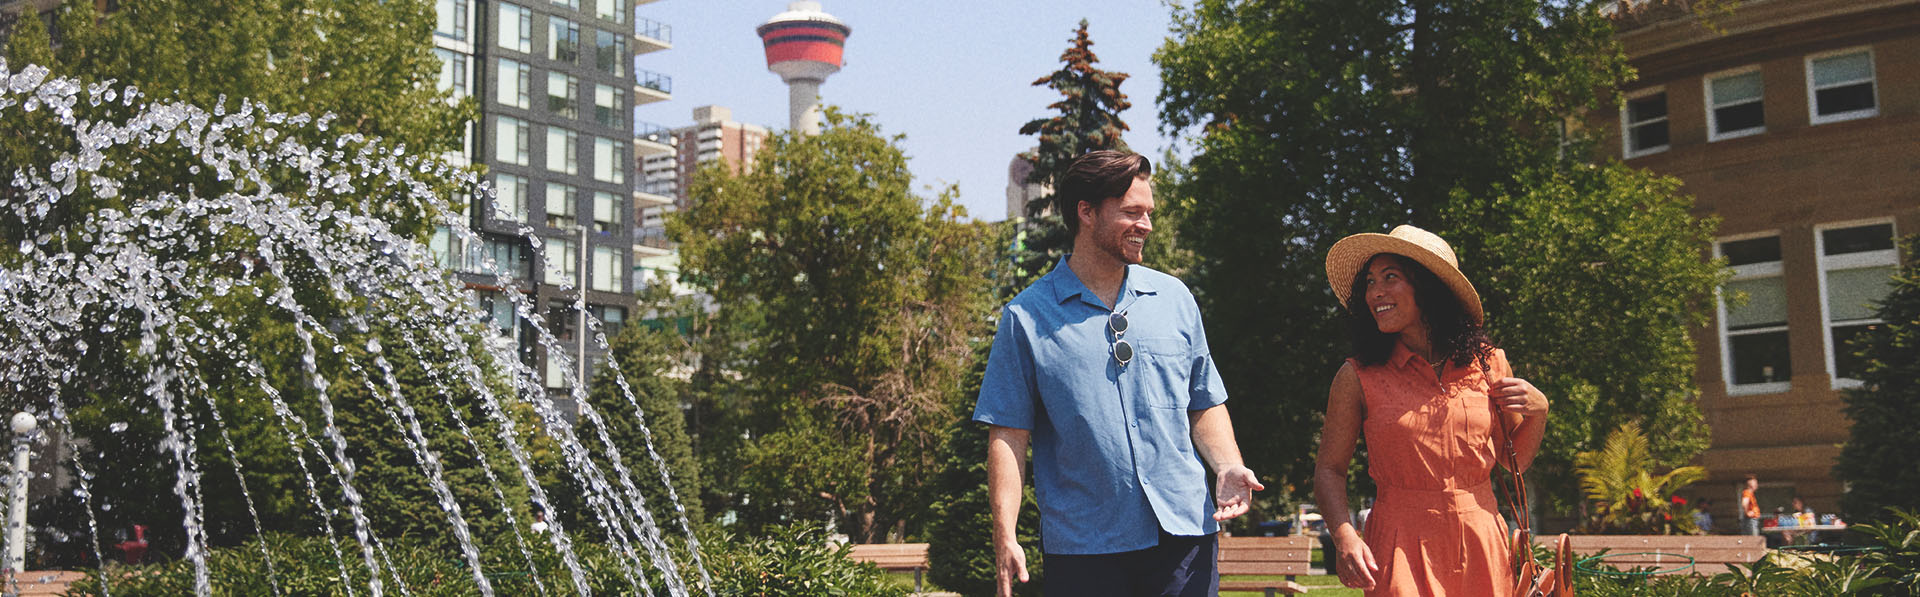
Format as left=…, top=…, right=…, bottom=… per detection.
left=973, top=258, right=1229, bottom=555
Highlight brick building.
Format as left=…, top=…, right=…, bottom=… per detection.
left=1604, top=0, right=1920, bottom=518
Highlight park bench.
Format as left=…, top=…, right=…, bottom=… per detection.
left=7, top=570, right=87, bottom=596
left=847, top=542, right=930, bottom=591
left=1218, top=535, right=1312, bottom=596
left=1539, top=535, right=1766, bottom=576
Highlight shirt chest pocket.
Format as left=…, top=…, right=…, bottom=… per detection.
left=1131, top=337, right=1192, bottom=409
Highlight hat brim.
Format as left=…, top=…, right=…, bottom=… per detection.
left=1325, top=233, right=1484, bottom=325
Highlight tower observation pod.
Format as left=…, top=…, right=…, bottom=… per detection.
left=757, top=1, right=850, bottom=136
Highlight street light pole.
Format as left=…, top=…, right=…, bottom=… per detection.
left=7, top=412, right=36, bottom=580
left=576, top=224, right=589, bottom=394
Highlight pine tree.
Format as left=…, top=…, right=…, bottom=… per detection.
left=1836, top=237, right=1920, bottom=524
left=1011, top=20, right=1133, bottom=283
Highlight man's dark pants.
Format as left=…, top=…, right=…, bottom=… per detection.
left=1044, top=529, right=1218, bottom=597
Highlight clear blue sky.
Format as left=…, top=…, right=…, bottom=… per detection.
left=633, top=1, right=1176, bottom=223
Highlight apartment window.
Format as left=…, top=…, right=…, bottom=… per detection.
left=433, top=49, right=468, bottom=98
left=593, top=191, right=620, bottom=233
left=596, top=0, right=627, bottom=24
left=551, top=0, right=578, bottom=8
left=482, top=237, right=529, bottom=280
left=591, top=245, right=623, bottom=292
left=1622, top=89, right=1668, bottom=157
left=435, top=0, right=468, bottom=41
left=548, top=72, right=579, bottom=118
left=544, top=239, right=579, bottom=286
left=544, top=350, right=570, bottom=389
left=550, top=17, right=581, bottom=64
left=593, top=137, right=626, bottom=184
left=589, top=304, right=626, bottom=337
left=430, top=226, right=465, bottom=271
left=495, top=116, right=530, bottom=165
left=595, top=30, right=626, bottom=76
left=1707, top=68, right=1763, bottom=140
left=1719, top=234, right=1789, bottom=394
left=496, top=58, right=531, bottom=109
left=1818, top=221, right=1897, bottom=385
left=593, top=84, right=624, bottom=128
left=497, top=3, right=532, bottom=53
left=547, top=127, right=580, bottom=175
left=492, top=173, right=529, bottom=222
left=1808, top=49, right=1877, bottom=124
left=479, top=292, right=518, bottom=337
left=546, top=183, right=578, bottom=229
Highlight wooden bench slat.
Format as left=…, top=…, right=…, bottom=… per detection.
left=1219, top=561, right=1314, bottom=575
left=1218, top=579, right=1309, bottom=594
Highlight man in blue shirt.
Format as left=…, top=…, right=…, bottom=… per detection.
left=975, top=150, right=1262, bottom=597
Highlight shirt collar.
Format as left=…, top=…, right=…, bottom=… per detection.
left=1047, top=256, right=1158, bottom=309
left=1389, top=342, right=1422, bottom=369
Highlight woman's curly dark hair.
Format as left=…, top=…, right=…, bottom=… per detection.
left=1345, top=253, right=1493, bottom=370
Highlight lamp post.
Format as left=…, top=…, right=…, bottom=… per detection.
left=7, top=412, right=36, bottom=579
left=575, top=224, right=588, bottom=394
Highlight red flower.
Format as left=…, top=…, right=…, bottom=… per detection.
left=1671, top=495, right=1688, bottom=506
left=1632, top=488, right=1644, bottom=498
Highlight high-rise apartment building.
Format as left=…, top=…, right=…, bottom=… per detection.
left=430, top=0, right=669, bottom=412
left=634, top=105, right=769, bottom=291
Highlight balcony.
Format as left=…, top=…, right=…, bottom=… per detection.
left=633, top=178, right=674, bottom=208
left=633, top=17, right=671, bottom=54
left=634, top=69, right=671, bottom=105
left=635, top=121, right=676, bottom=156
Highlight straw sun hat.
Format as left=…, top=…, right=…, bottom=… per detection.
left=1324, top=225, right=1483, bottom=325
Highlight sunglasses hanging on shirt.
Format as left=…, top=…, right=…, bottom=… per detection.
left=1110, top=311, right=1132, bottom=367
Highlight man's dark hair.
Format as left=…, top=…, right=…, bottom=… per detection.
left=1054, top=150, right=1151, bottom=237
left=1345, top=253, right=1493, bottom=370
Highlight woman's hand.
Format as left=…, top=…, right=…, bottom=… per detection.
left=1490, top=377, right=1548, bottom=419
left=1332, top=525, right=1380, bottom=590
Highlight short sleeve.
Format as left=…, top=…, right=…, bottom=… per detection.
left=1185, top=301, right=1228, bottom=410
left=973, top=310, right=1040, bottom=429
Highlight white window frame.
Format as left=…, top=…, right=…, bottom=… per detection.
left=543, top=237, right=578, bottom=286
left=492, top=173, right=529, bottom=223
left=496, top=58, right=530, bottom=109
left=545, top=182, right=578, bottom=229
left=547, top=127, right=580, bottom=175
left=1716, top=231, right=1791, bottom=396
left=1621, top=87, right=1669, bottom=158
left=1814, top=218, right=1898, bottom=389
left=495, top=116, right=530, bottom=166
left=1806, top=47, right=1878, bottom=125
left=591, top=245, right=623, bottom=292
left=497, top=3, right=532, bottom=53
left=1705, top=66, right=1764, bottom=142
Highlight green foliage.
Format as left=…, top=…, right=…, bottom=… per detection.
left=1573, top=422, right=1708, bottom=534
left=1011, top=19, right=1135, bottom=283
left=669, top=109, right=996, bottom=541
left=923, top=343, right=1044, bottom=597
left=705, top=525, right=911, bottom=597
left=1154, top=0, right=1720, bottom=513
left=580, top=283, right=705, bottom=530
left=1446, top=165, right=1722, bottom=510
left=63, top=525, right=909, bottom=597
left=1836, top=237, right=1920, bottom=525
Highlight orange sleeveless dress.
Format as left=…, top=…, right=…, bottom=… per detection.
left=1350, top=344, right=1516, bottom=597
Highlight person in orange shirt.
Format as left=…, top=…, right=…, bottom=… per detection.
left=1740, top=475, right=1762, bottom=536
left=1312, top=226, right=1550, bottom=596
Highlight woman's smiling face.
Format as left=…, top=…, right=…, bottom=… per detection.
left=1363, top=255, right=1422, bottom=335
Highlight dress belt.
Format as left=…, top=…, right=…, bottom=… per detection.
left=1375, top=481, right=1498, bottom=514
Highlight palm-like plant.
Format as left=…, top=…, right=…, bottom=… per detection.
left=1574, top=422, right=1709, bottom=534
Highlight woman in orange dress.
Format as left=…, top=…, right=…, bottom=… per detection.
left=1312, top=226, right=1550, bottom=596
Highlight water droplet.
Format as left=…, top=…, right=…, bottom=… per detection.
left=109, top=422, right=127, bottom=433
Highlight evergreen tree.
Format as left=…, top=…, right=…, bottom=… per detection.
left=1011, top=20, right=1133, bottom=283
left=581, top=284, right=705, bottom=529
left=1836, top=237, right=1920, bottom=525
left=1157, top=0, right=1723, bottom=513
